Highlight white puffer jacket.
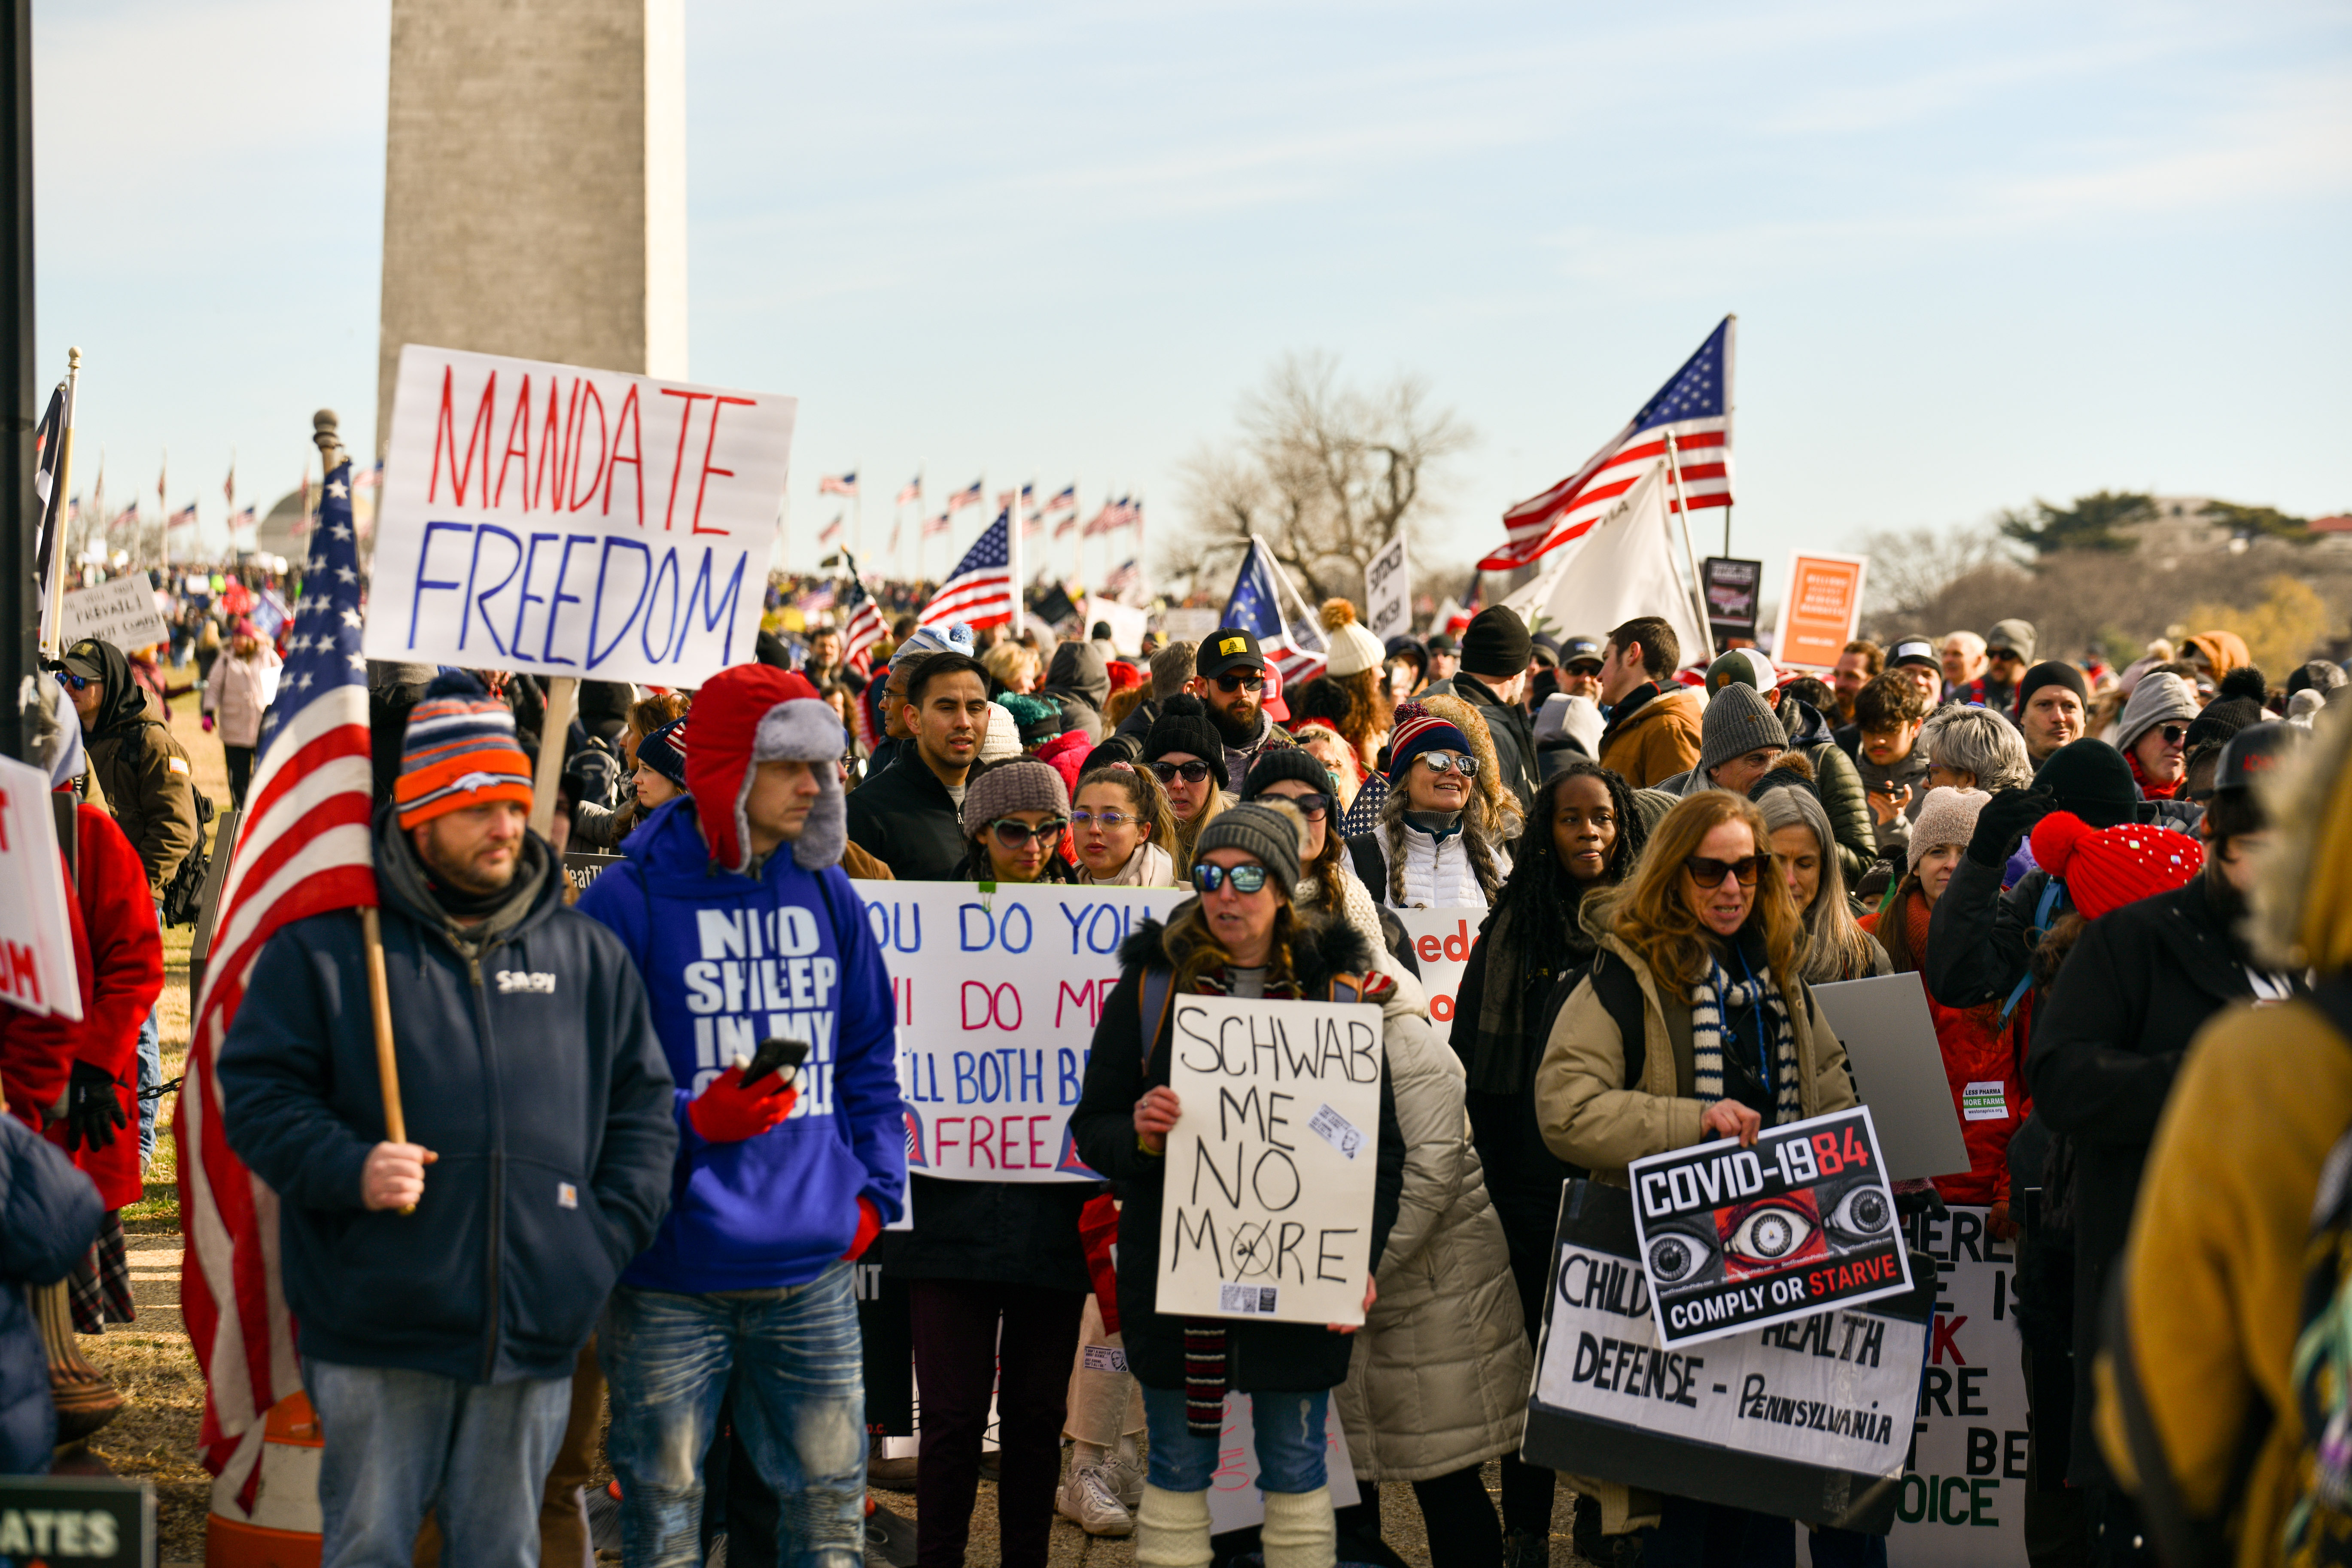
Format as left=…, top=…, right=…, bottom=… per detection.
left=1334, top=984, right=1531, bottom=1480
left=1384, top=822, right=1509, bottom=912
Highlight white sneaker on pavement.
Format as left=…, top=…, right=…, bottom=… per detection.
left=1056, top=1464, right=1136, bottom=1537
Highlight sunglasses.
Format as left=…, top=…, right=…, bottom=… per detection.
left=1263, top=791, right=1329, bottom=822
left=1213, top=670, right=1265, bottom=693
left=989, top=817, right=1067, bottom=849
left=1151, top=759, right=1214, bottom=785
left=1069, top=808, right=1138, bottom=829
left=52, top=670, right=94, bottom=692
left=2159, top=725, right=2189, bottom=747
left=1192, top=862, right=1270, bottom=895
left=1684, top=853, right=1768, bottom=887
left=1416, top=751, right=1480, bottom=777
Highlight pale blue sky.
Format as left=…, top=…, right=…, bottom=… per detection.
left=33, top=0, right=2352, bottom=594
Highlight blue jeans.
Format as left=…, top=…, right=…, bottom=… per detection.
left=1140, top=1385, right=1329, bottom=1495
left=600, top=1263, right=866, bottom=1568
left=304, top=1358, right=571, bottom=1568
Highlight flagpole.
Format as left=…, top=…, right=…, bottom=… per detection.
left=40, top=346, right=78, bottom=657
left=1660, top=433, right=1716, bottom=661
left=1006, top=470, right=1023, bottom=639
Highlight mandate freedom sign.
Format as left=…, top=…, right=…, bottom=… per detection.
left=1524, top=1181, right=1927, bottom=1535
left=1157, top=993, right=1384, bottom=1327
left=367, top=345, right=797, bottom=686
left=883, top=881, right=1187, bottom=1184
left=1628, top=1107, right=1908, bottom=1349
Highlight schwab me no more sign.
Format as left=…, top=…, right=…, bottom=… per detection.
left=1156, top=993, right=1384, bottom=1327
left=367, top=345, right=797, bottom=687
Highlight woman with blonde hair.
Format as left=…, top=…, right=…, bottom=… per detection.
left=1349, top=703, right=1513, bottom=911
left=981, top=639, right=1041, bottom=698
left=1534, top=789, right=1860, bottom=1561
left=1754, top=782, right=1891, bottom=983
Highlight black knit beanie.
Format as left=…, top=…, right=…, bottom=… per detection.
left=2183, top=696, right=2262, bottom=753
left=1144, top=693, right=1228, bottom=788
left=1241, top=744, right=1334, bottom=801
left=2014, top=661, right=2088, bottom=715
left=2036, top=737, right=2138, bottom=828
left=1460, top=606, right=1534, bottom=680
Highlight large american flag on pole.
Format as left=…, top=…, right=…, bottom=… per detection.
left=916, top=510, right=1013, bottom=632
left=1480, top=316, right=1735, bottom=571
left=177, top=459, right=378, bottom=1488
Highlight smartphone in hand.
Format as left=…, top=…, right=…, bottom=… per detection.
left=740, top=1035, right=810, bottom=1091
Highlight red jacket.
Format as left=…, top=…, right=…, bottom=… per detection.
left=1862, top=889, right=2027, bottom=1208
left=0, top=797, right=164, bottom=1210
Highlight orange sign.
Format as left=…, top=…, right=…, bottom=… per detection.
left=1772, top=552, right=1868, bottom=670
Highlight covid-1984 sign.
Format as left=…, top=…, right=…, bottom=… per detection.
left=1627, top=1107, right=1908, bottom=1349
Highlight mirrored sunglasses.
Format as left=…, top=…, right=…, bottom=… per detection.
left=1192, top=862, right=1270, bottom=895
left=1417, top=750, right=1480, bottom=777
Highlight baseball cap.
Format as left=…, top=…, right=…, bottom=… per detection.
left=1426, top=633, right=1458, bottom=655
left=1561, top=636, right=1604, bottom=671
left=1705, top=647, right=1778, bottom=695
left=1197, top=627, right=1266, bottom=680
left=1529, top=632, right=1561, bottom=668
left=59, top=637, right=107, bottom=681
left=1889, top=639, right=1939, bottom=670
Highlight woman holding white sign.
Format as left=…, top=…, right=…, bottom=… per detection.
left=1071, top=801, right=1408, bottom=1568
left=1533, top=790, right=1860, bottom=1563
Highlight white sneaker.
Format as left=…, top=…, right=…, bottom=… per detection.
left=1104, top=1437, right=1146, bottom=1509
left=1056, top=1464, right=1135, bottom=1537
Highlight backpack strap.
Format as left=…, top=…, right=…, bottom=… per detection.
left=1588, top=949, right=1650, bottom=1089
left=1347, top=834, right=1387, bottom=901
left=1999, top=877, right=2068, bottom=1023
left=1138, top=968, right=1176, bottom=1075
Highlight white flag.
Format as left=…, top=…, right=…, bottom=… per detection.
left=1500, top=463, right=1705, bottom=663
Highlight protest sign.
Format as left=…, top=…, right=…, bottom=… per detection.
left=1390, top=907, right=1479, bottom=1026
left=1525, top=1180, right=1926, bottom=1534
left=1886, top=1205, right=2030, bottom=1562
left=561, top=850, right=625, bottom=897
left=0, top=1474, right=156, bottom=1568
left=366, top=344, right=797, bottom=686
left=1771, top=552, right=1868, bottom=670
left=1204, top=1393, right=1362, bottom=1535
left=1702, top=557, right=1762, bottom=645
left=1156, top=993, right=1384, bottom=1327
left=1628, top=1107, right=1908, bottom=1349
left=58, top=576, right=168, bottom=655
left=0, top=753, right=82, bottom=1020
left=882, top=881, right=1187, bottom=1184
left=1364, top=533, right=1411, bottom=644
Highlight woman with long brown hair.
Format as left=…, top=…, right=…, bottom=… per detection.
left=1532, top=789, right=1860, bottom=1563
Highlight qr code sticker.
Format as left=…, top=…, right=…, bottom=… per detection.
left=1219, top=1284, right=1279, bottom=1315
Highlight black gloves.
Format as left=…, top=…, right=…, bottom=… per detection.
left=62, top=1060, right=128, bottom=1154
left=1967, top=786, right=2054, bottom=869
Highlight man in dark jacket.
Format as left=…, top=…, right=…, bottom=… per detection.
left=1041, top=640, right=1110, bottom=745
left=218, top=673, right=676, bottom=1568
left=846, top=652, right=992, bottom=880
left=1422, top=606, right=1539, bottom=819
left=580, top=664, right=905, bottom=1568
left=58, top=634, right=200, bottom=1168
left=2026, top=722, right=2303, bottom=1560
left=1186, top=627, right=1295, bottom=786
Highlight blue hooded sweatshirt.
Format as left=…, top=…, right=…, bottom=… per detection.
left=578, top=796, right=906, bottom=1292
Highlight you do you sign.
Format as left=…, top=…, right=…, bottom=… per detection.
left=367, top=345, right=797, bottom=686
left=1157, top=993, right=1384, bottom=1328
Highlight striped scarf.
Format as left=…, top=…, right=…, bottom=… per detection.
left=1689, top=956, right=1803, bottom=1125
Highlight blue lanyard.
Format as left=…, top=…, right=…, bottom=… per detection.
left=1731, top=944, right=1771, bottom=1099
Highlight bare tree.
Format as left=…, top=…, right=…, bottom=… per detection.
left=1164, top=353, right=1472, bottom=606
left=1849, top=521, right=2023, bottom=623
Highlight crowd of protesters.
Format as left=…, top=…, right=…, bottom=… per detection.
left=3, top=559, right=2350, bottom=1568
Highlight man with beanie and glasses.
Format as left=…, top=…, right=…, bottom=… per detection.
left=1424, top=606, right=1540, bottom=817
left=578, top=664, right=907, bottom=1568
left=217, top=672, right=678, bottom=1568
left=2110, top=670, right=2201, bottom=801
left=1186, top=627, right=1296, bottom=787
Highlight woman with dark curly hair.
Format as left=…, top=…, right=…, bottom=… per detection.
left=1448, top=760, right=1644, bottom=1565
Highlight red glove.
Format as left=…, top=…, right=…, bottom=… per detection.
left=687, top=1065, right=797, bottom=1144
left=843, top=1196, right=883, bottom=1260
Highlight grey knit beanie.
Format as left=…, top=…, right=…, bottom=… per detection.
left=960, top=757, right=1070, bottom=839
left=1193, top=800, right=1306, bottom=897
left=1908, top=786, right=1990, bottom=872
left=2114, top=672, right=2200, bottom=753
left=1698, top=682, right=1786, bottom=778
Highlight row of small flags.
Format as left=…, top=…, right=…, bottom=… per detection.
left=817, top=472, right=1142, bottom=543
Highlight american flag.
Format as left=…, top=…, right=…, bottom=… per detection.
left=1221, top=538, right=1327, bottom=688
left=916, top=510, right=1013, bottom=632
left=1042, top=484, right=1077, bottom=532
left=840, top=573, right=888, bottom=676
left=948, top=479, right=983, bottom=512
left=168, top=502, right=198, bottom=533
left=178, top=459, right=377, bottom=1491
left=107, top=502, right=139, bottom=542
left=819, top=471, right=859, bottom=497
left=896, top=475, right=922, bottom=505
left=223, top=461, right=237, bottom=506
left=1101, top=557, right=1143, bottom=601
left=922, top=512, right=952, bottom=537
left=1084, top=495, right=1141, bottom=537
left=1481, top=316, right=1735, bottom=571
left=819, top=515, right=846, bottom=545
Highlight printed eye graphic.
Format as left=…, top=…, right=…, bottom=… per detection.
left=1827, top=1185, right=1894, bottom=1239
left=1726, top=1204, right=1816, bottom=1264
left=1648, top=1231, right=1707, bottom=1285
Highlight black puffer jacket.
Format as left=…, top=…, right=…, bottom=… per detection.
left=0, top=1111, right=102, bottom=1472
left=1071, top=912, right=1407, bottom=1393
left=843, top=750, right=969, bottom=883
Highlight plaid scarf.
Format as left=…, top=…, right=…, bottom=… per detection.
left=1689, top=955, right=1803, bottom=1125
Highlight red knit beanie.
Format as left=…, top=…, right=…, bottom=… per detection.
left=2029, top=811, right=2204, bottom=921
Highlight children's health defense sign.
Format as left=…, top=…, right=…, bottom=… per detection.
left=367, top=345, right=797, bottom=685
left=882, top=881, right=1186, bottom=1184
left=1156, top=993, right=1385, bottom=1328
left=1628, top=1107, right=1908, bottom=1349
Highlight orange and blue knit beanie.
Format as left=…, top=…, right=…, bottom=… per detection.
left=394, top=671, right=535, bottom=828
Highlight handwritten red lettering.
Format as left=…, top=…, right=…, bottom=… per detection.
left=660, top=389, right=713, bottom=531
left=691, top=396, right=757, bottom=535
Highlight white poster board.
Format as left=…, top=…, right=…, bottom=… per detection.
left=1083, top=597, right=1150, bottom=657
left=1363, top=533, right=1411, bottom=644
left=1886, top=1206, right=2029, bottom=1564
left=876, top=881, right=1187, bottom=1183
left=0, top=753, right=83, bottom=1020
left=366, top=344, right=798, bottom=686
left=1156, top=993, right=1385, bottom=1327
left=58, top=577, right=169, bottom=655
left=1390, top=908, right=1480, bottom=1029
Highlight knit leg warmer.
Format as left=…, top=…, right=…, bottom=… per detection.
left=1260, top=1484, right=1336, bottom=1568
left=1134, top=1484, right=1214, bottom=1568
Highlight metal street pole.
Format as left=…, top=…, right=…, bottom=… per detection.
left=0, top=0, right=36, bottom=763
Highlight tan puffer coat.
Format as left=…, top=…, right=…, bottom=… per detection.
left=1333, top=983, right=1532, bottom=1482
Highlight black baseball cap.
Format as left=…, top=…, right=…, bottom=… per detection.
left=58, top=637, right=108, bottom=681
left=1529, top=632, right=1561, bottom=668
left=1889, top=639, right=1938, bottom=670
left=1561, top=636, right=1604, bottom=670
left=1197, top=626, right=1266, bottom=680
left=1426, top=633, right=1458, bottom=655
